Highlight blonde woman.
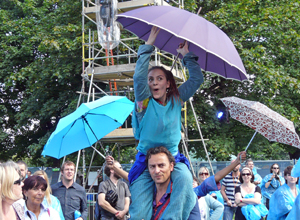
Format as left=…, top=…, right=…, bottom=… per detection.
left=198, top=167, right=224, bottom=220
left=33, top=170, right=65, bottom=220
left=0, top=161, right=24, bottom=220
left=234, top=167, right=264, bottom=220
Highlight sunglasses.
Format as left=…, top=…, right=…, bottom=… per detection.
left=242, top=173, right=251, bottom=176
left=14, top=178, right=23, bottom=185
left=199, top=173, right=209, bottom=176
left=272, top=167, right=279, bottom=169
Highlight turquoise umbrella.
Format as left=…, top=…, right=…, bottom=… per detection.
left=42, top=96, right=134, bottom=159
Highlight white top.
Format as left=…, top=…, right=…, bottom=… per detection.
left=25, top=203, right=61, bottom=220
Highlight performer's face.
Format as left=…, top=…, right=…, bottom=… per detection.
left=148, top=69, right=170, bottom=104
left=148, top=153, right=174, bottom=185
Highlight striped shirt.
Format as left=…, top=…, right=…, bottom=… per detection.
left=222, top=172, right=240, bottom=206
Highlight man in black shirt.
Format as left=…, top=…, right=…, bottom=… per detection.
left=52, top=161, right=88, bottom=220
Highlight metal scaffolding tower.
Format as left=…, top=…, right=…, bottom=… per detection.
left=72, top=0, right=213, bottom=187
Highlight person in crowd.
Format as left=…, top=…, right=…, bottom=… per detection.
left=51, top=161, right=87, bottom=220
left=192, top=176, right=224, bottom=220
left=245, top=159, right=262, bottom=186
left=27, top=171, right=32, bottom=177
left=261, top=163, right=285, bottom=209
left=234, top=167, right=264, bottom=220
left=107, top=150, right=246, bottom=219
left=0, top=161, right=24, bottom=220
left=146, top=146, right=201, bottom=219
left=125, top=25, right=204, bottom=219
left=33, top=170, right=65, bottom=220
left=98, top=160, right=130, bottom=220
left=17, top=160, right=28, bottom=182
left=23, top=175, right=60, bottom=220
left=197, top=167, right=224, bottom=220
left=221, top=160, right=241, bottom=220
left=267, top=165, right=299, bottom=220
left=286, top=193, right=300, bottom=220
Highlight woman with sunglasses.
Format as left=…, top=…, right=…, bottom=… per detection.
left=267, top=165, right=299, bottom=220
left=261, top=163, right=285, bottom=209
left=234, top=167, right=265, bottom=220
left=197, top=167, right=224, bottom=220
left=33, top=170, right=65, bottom=220
left=0, top=161, right=24, bottom=220
left=23, top=175, right=61, bottom=220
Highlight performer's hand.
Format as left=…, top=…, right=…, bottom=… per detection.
left=177, top=41, right=189, bottom=57
left=146, top=26, right=160, bottom=45
left=106, top=155, right=115, bottom=168
left=236, top=151, right=246, bottom=163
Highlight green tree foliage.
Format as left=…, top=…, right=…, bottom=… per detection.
left=0, top=0, right=85, bottom=165
left=187, top=0, right=300, bottom=160
left=1, top=0, right=299, bottom=166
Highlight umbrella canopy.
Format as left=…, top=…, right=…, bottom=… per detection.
left=220, top=96, right=300, bottom=149
left=42, top=96, right=134, bottom=159
left=117, top=6, right=248, bottom=81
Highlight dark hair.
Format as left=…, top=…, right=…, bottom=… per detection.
left=239, top=168, right=254, bottom=184
left=23, top=175, right=47, bottom=192
left=17, top=160, right=28, bottom=170
left=148, top=66, right=180, bottom=107
left=145, top=146, right=176, bottom=166
left=104, top=160, right=120, bottom=177
left=270, top=163, right=280, bottom=174
left=284, top=165, right=299, bottom=184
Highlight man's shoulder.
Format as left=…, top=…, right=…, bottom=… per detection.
left=73, top=182, right=85, bottom=192
left=51, top=181, right=62, bottom=190
left=222, top=173, right=233, bottom=181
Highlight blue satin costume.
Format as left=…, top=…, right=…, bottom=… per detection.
left=267, top=184, right=300, bottom=220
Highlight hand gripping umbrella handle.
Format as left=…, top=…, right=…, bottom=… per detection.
left=170, top=40, right=187, bottom=71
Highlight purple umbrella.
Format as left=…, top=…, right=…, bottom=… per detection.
left=117, top=6, right=248, bottom=81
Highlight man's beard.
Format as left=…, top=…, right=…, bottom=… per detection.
left=113, top=173, right=121, bottom=179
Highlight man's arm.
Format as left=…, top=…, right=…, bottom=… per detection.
left=106, top=156, right=129, bottom=181
left=98, top=193, right=119, bottom=215
left=221, top=185, right=232, bottom=207
left=214, top=151, right=246, bottom=183
left=115, top=197, right=130, bottom=219
left=78, top=189, right=88, bottom=220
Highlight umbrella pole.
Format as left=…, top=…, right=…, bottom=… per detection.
left=91, top=145, right=106, bottom=159
left=245, top=131, right=258, bottom=152
left=58, top=156, right=66, bottom=182
left=74, top=150, right=81, bottom=183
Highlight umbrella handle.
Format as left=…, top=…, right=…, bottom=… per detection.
left=170, top=40, right=188, bottom=71
left=245, top=131, right=258, bottom=151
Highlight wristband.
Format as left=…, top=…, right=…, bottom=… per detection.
left=268, top=179, right=271, bottom=182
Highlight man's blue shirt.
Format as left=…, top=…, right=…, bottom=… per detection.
left=152, top=181, right=200, bottom=220
left=51, top=181, right=88, bottom=220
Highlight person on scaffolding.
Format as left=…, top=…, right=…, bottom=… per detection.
left=106, top=26, right=247, bottom=220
